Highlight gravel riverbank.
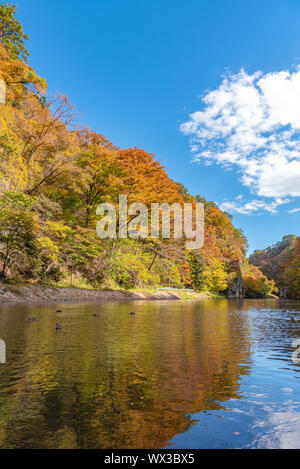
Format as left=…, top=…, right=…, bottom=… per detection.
left=0, top=285, right=210, bottom=304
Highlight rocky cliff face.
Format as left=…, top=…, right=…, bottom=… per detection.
left=226, top=275, right=244, bottom=299
left=226, top=260, right=245, bottom=299
left=279, top=288, right=288, bottom=299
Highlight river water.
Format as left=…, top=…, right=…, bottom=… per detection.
left=0, top=298, right=299, bottom=449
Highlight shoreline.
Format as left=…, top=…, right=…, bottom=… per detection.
left=0, top=285, right=211, bottom=305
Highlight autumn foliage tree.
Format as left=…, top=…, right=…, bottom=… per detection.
left=0, top=3, right=274, bottom=296
left=250, top=235, right=300, bottom=299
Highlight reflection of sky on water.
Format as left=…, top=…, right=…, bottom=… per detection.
left=168, top=395, right=300, bottom=449
left=253, top=405, right=300, bottom=449
left=168, top=303, right=300, bottom=450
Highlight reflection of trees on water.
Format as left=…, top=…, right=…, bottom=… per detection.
left=0, top=300, right=253, bottom=448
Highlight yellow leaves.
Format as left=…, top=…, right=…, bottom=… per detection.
left=203, top=259, right=228, bottom=293
left=242, top=264, right=276, bottom=297
left=0, top=152, right=27, bottom=192
left=0, top=44, right=47, bottom=104
left=0, top=125, right=28, bottom=193
left=0, top=93, right=79, bottom=194
left=43, top=220, right=72, bottom=239
left=36, top=236, right=60, bottom=262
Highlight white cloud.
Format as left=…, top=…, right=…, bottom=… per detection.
left=181, top=68, right=300, bottom=207
left=288, top=207, right=300, bottom=214
left=219, top=198, right=289, bottom=215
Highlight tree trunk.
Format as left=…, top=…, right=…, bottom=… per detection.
left=70, top=265, right=74, bottom=287
left=148, top=252, right=158, bottom=272
left=0, top=257, right=8, bottom=281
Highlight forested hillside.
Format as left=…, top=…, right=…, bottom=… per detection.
left=0, top=3, right=274, bottom=297
left=250, top=235, right=300, bottom=299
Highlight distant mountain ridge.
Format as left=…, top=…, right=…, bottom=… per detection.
left=249, top=235, right=300, bottom=299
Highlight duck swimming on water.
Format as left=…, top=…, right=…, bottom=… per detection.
left=56, top=323, right=62, bottom=330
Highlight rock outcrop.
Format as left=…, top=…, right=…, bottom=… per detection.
left=227, top=275, right=244, bottom=299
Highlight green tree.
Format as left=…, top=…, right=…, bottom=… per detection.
left=0, top=2, right=29, bottom=61
left=0, top=208, right=37, bottom=280
left=189, top=252, right=205, bottom=291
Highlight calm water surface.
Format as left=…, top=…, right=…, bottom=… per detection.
left=0, top=298, right=299, bottom=449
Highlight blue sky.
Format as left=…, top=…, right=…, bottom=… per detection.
left=17, top=0, right=300, bottom=253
